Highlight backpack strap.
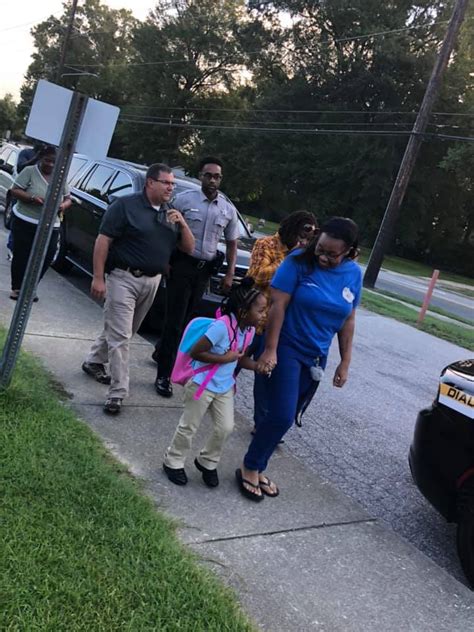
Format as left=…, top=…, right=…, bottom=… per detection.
left=193, top=364, right=220, bottom=399
left=242, top=327, right=255, bottom=352
left=218, top=313, right=239, bottom=351
left=218, top=314, right=255, bottom=353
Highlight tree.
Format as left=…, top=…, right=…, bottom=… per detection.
left=20, top=0, right=138, bottom=107
left=116, top=0, right=249, bottom=164
left=0, top=94, right=21, bottom=139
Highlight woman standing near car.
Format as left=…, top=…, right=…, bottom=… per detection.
left=236, top=217, right=362, bottom=501
left=9, top=145, right=71, bottom=300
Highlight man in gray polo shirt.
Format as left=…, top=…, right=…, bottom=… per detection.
left=154, top=156, right=239, bottom=398
left=82, top=163, right=195, bottom=414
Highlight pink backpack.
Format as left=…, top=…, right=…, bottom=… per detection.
left=171, top=313, right=255, bottom=400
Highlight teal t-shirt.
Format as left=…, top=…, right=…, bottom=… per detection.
left=271, top=251, right=362, bottom=357
left=192, top=320, right=253, bottom=394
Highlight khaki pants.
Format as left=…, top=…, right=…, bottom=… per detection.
left=164, top=381, right=234, bottom=470
left=86, top=268, right=161, bottom=398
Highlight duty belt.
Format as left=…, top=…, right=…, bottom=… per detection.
left=115, top=264, right=157, bottom=278
left=174, top=251, right=211, bottom=270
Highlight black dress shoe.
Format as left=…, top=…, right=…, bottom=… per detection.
left=155, top=376, right=173, bottom=397
left=163, top=463, right=187, bottom=485
left=194, top=458, right=219, bottom=487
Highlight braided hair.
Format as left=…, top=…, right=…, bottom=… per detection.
left=220, top=277, right=262, bottom=346
left=278, top=210, right=318, bottom=249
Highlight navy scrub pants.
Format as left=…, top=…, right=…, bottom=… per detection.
left=251, top=333, right=269, bottom=429
left=244, top=342, right=327, bottom=473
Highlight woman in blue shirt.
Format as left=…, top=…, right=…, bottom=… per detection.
left=236, top=217, right=362, bottom=501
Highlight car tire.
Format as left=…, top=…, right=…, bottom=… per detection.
left=51, top=224, right=73, bottom=273
left=456, top=483, right=474, bottom=588
left=4, top=195, right=13, bottom=229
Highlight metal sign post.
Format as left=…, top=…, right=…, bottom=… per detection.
left=0, top=92, right=88, bottom=389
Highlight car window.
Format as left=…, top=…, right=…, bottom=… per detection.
left=6, top=150, right=17, bottom=167
left=107, top=171, right=133, bottom=200
left=81, top=164, right=115, bottom=201
left=68, top=156, right=88, bottom=183
left=0, top=146, right=12, bottom=161
left=237, top=214, right=250, bottom=238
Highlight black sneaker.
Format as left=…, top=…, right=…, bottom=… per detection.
left=82, top=362, right=111, bottom=385
left=103, top=397, right=122, bottom=415
left=155, top=376, right=173, bottom=398
left=194, top=458, right=219, bottom=487
left=163, top=463, right=188, bottom=485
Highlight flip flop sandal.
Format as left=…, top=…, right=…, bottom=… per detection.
left=259, top=476, right=280, bottom=498
left=235, top=468, right=264, bottom=502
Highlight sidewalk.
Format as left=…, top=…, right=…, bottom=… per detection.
left=1, top=262, right=473, bottom=631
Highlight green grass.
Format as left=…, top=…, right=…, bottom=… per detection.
left=242, top=214, right=279, bottom=235
left=358, top=247, right=473, bottom=288
left=372, top=288, right=474, bottom=327
left=361, top=290, right=474, bottom=351
left=1, top=341, right=253, bottom=631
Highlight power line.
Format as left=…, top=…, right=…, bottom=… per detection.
left=68, top=18, right=454, bottom=69
left=121, top=104, right=474, bottom=117
left=0, top=12, right=63, bottom=33
left=119, top=113, right=468, bottom=130
left=116, top=117, right=474, bottom=141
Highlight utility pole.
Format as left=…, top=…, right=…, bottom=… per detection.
left=55, top=0, right=80, bottom=84
left=363, top=0, right=469, bottom=288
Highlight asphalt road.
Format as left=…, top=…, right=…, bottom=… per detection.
left=58, top=265, right=472, bottom=587
left=371, top=267, right=473, bottom=322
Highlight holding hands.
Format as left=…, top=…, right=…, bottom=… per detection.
left=256, top=349, right=277, bottom=376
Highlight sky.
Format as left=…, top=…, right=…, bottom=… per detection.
left=0, top=0, right=153, bottom=100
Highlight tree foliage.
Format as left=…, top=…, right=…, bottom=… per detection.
left=0, top=94, right=21, bottom=138
left=15, top=0, right=474, bottom=274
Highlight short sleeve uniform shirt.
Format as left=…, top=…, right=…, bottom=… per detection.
left=172, top=189, right=240, bottom=261
left=99, top=191, right=180, bottom=275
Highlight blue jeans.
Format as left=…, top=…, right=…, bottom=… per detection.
left=244, top=342, right=327, bottom=472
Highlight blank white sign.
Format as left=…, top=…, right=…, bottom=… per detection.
left=25, top=79, right=120, bottom=159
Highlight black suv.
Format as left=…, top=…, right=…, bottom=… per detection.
left=53, top=155, right=255, bottom=330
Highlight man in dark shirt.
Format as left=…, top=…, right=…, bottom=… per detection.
left=82, top=163, right=195, bottom=414
left=17, top=142, right=44, bottom=174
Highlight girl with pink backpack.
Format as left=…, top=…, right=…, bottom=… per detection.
left=163, top=278, right=267, bottom=488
